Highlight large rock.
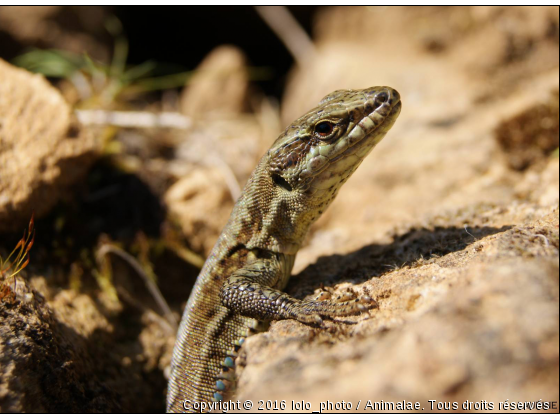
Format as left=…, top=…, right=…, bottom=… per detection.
left=180, top=45, right=250, bottom=117
left=165, top=167, right=234, bottom=256
left=0, top=275, right=174, bottom=413
left=0, top=279, right=121, bottom=412
left=237, top=205, right=559, bottom=412
left=0, top=59, right=99, bottom=231
left=233, top=6, right=560, bottom=412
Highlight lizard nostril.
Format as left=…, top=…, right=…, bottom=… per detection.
left=376, top=91, right=389, bottom=103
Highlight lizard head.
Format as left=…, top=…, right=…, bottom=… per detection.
left=238, top=86, right=401, bottom=254
left=267, top=86, right=401, bottom=201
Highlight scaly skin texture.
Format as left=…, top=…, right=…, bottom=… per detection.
left=167, top=86, right=401, bottom=412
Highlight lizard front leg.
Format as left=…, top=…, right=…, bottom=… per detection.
left=220, top=253, right=374, bottom=325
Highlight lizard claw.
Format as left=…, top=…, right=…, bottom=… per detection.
left=297, top=313, right=323, bottom=325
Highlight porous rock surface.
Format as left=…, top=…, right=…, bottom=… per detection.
left=0, top=59, right=99, bottom=232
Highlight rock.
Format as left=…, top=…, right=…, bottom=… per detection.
left=0, top=276, right=174, bottom=413
left=516, top=158, right=560, bottom=205
left=279, top=6, right=560, bottom=274
left=0, top=59, right=99, bottom=232
left=231, top=8, right=560, bottom=409
left=237, top=205, right=559, bottom=412
left=180, top=45, right=250, bottom=118
left=281, top=6, right=559, bottom=124
left=165, top=167, right=234, bottom=256
left=167, top=115, right=269, bottom=257
left=495, top=89, right=559, bottom=171
left=0, top=278, right=121, bottom=412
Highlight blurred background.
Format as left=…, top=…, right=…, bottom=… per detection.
left=0, top=6, right=558, bottom=413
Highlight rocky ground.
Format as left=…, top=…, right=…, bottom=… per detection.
left=0, top=6, right=558, bottom=413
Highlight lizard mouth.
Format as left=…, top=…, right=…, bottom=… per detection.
left=331, top=91, right=401, bottom=163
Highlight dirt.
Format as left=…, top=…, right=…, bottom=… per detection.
left=495, top=89, right=559, bottom=170
left=0, top=6, right=558, bottom=413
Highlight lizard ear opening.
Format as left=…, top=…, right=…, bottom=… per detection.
left=271, top=174, right=293, bottom=191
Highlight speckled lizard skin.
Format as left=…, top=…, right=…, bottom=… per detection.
left=167, top=86, right=401, bottom=412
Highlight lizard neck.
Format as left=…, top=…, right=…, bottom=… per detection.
left=226, top=159, right=321, bottom=255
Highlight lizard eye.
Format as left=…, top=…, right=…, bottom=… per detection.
left=314, top=121, right=334, bottom=138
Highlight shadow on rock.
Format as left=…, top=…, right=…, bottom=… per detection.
left=290, top=225, right=511, bottom=297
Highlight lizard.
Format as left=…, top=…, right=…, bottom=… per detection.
left=167, top=86, right=401, bottom=412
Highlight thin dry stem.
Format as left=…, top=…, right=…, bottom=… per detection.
left=97, top=244, right=178, bottom=330
left=76, top=109, right=192, bottom=130
left=255, top=6, right=316, bottom=67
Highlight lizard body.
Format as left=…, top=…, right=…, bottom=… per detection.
left=167, top=86, right=401, bottom=412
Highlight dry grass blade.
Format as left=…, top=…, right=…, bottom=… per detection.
left=255, top=6, right=316, bottom=67
left=0, top=213, right=35, bottom=279
left=96, top=244, right=178, bottom=330
left=76, top=109, right=192, bottom=129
